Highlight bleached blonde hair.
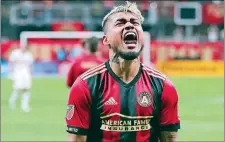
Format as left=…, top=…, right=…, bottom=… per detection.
left=102, top=1, right=144, bottom=31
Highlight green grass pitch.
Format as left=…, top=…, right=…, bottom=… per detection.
left=1, top=77, right=224, bottom=141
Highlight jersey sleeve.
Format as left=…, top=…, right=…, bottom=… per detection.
left=66, top=77, right=92, bottom=135
left=159, top=79, right=180, bottom=132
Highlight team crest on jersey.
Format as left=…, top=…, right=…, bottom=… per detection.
left=66, top=105, right=74, bottom=120
left=137, top=92, right=152, bottom=107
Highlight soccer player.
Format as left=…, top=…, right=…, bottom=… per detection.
left=66, top=36, right=105, bottom=87
left=66, top=1, right=180, bottom=142
left=8, top=46, right=34, bottom=112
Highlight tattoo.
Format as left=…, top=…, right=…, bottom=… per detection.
left=160, top=132, right=177, bottom=142
left=111, top=53, right=119, bottom=64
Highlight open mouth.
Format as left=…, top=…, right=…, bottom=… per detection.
left=123, top=32, right=137, bottom=45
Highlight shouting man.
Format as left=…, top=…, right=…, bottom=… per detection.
left=66, top=1, right=180, bottom=142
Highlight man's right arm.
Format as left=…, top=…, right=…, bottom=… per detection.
left=66, top=77, right=92, bottom=142
left=68, top=134, right=87, bottom=142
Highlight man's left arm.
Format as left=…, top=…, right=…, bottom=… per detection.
left=160, top=131, right=177, bottom=142
left=159, top=79, right=180, bottom=142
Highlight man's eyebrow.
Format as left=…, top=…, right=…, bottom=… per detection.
left=115, top=18, right=127, bottom=23
left=115, top=18, right=139, bottom=23
left=130, top=18, right=139, bottom=22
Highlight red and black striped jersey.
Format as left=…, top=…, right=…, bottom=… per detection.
left=66, top=60, right=180, bottom=142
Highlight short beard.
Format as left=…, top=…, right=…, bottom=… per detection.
left=118, top=45, right=143, bottom=60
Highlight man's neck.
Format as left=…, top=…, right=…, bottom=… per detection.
left=109, top=58, right=140, bottom=83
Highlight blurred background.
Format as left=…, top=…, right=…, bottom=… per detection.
left=1, top=0, right=224, bottom=141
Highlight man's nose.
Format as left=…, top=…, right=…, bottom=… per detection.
left=124, top=22, right=134, bottom=30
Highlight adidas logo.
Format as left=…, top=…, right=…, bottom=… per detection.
left=104, top=97, right=118, bottom=105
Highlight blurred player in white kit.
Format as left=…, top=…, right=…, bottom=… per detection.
left=8, top=46, right=34, bottom=112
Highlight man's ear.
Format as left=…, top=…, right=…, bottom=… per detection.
left=102, top=35, right=110, bottom=45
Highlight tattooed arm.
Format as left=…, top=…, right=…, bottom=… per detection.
left=160, top=131, right=178, bottom=142
left=68, top=134, right=87, bottom=142
left=159, top=79, right=180, bottom=142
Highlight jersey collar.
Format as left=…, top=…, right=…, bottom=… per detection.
left=105, top=60, right=142, bottom=88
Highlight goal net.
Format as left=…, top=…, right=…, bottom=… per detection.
left=20, top=31, right=151, bottom=65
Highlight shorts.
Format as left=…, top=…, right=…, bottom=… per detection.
left=12, top=72, right=32, bottom=90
